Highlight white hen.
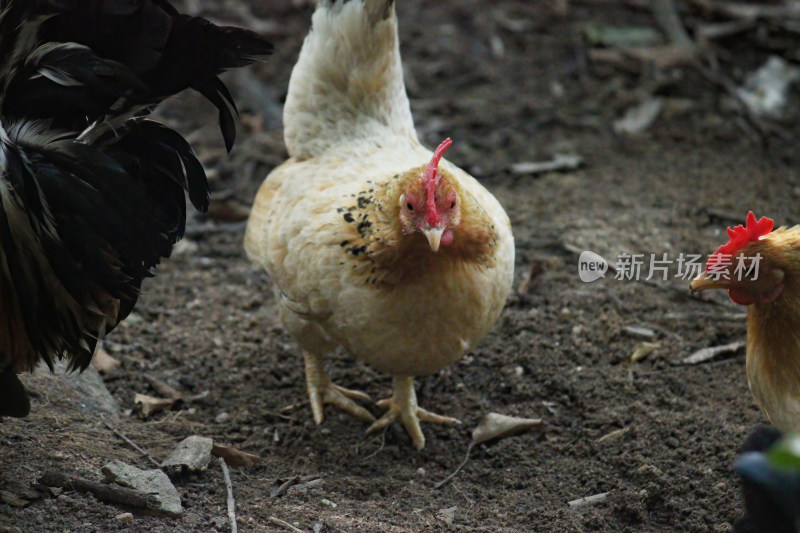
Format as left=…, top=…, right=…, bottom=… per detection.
left=245, top=0, right=514, bottom=449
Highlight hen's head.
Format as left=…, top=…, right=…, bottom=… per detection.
left=690, top=211, right=795, bottom=306
left=398, top=138, right=462, bottom=251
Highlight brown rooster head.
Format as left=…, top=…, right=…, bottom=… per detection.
left=398, top=138, right=462, bottom=251
left=690, top=211, right=792, bottom=306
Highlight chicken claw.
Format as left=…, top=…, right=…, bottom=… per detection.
left=303, top=350, right=375, bottom=424
left=366, top=375, right=460, bottom=450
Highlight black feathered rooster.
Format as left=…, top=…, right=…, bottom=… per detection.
left=0, top=0, right=272, bottom=417
left=733, top=426, right=800, bottom=533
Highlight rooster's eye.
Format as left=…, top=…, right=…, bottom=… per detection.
left=449, top=201, right=455, bottom=209
left=407, top=203, right=414, bottom=211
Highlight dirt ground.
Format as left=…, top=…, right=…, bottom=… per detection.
left=4, top=1, right=800, bottom=531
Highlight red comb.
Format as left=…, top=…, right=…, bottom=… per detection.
left=706, top=211, right=774, bottom=271
left=423, top=138, right=453, bottom=226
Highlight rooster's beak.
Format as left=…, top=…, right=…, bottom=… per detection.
left=423, top=227, right=445, bottom=252
left=689, top=272, right=733, bottom=292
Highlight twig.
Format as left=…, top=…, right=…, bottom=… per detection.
left=270, top=475, right=300, bottom=498
left=267, top=516, right=304, bottom=533
left=219, top=458, right=237, bottom=533
left=652, top=0, right=697, bottom=53
left=103, top=421, right=161, bottom=468
left=434, top=443, right=474, bottom=490
left=38, top=471, right=158, bottom=510
left=686, top=0, right=800, bottom=20
left=682, top=340, right=745, bottom=364
left=143, top=374, right=183, bottom=402
left=568, top=492, right=610, bottom=507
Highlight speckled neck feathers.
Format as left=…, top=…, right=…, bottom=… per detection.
left=336, top=167, right=499, bottom=286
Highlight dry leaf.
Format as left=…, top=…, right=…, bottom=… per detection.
left=472, top=412, right=544, bottom=445
left=682, top=341, right=745, bottom=365
left=0, top=489, right=30, bottom=508
left=631, top=342, right=660, bottom=363
left=134, top=393, right=175, bottom=418
left=204, top=200, right=251, bottom=222
left=437, top=506, right=457, bottom=525
left=91, top=347, right=121, bottom=374
left=143, top=374, right=182, bottom=402
left=211, top=443, right=260, bottom=469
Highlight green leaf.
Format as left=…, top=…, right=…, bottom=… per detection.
left=767, top=433, right=800, bottom=472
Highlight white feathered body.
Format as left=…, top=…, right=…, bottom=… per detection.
left=245, top=0, right=514, bottom=377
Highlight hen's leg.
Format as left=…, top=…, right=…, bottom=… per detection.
left=0, top=367, right=31, bottom=418
left=367, top=375, right=460, bottom=450
left=303, top=350, right=375, bottom=424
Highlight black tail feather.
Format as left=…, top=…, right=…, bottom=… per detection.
left=0, top=0, right=268, bottom=399
left=0, top=0, right=273, bottom=145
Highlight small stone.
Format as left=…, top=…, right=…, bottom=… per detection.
left=115, top=513, right=134, bottom=524
left=416, top=467, right=426, bottom=477
left=161, top=435, right=214, bottom=476
left=321, top=498, right=337, bottom=509
left=437, top=506, right=457, bottom=525
left=102, top=460, right=182, bottom=516
left=215, top=412, right=231, bottom=424
left=623, top=326, right=656, bottom=339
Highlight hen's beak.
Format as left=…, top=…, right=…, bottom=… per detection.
left=689, top=272, right=733, bottom=292
left=423, top=227, right=445, bottom=252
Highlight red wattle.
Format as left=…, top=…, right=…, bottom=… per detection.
left=728, top=289, right=756, bottom=306
left=441, top=229, right=454, bottom=247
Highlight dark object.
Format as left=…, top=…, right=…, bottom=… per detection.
left=733, top=426, right=800, bottom=533
left=0, top=0, right=272, bottom=417
left=38, top=470, right=159, bottom=511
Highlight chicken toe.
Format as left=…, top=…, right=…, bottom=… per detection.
left=303, top=350, right=375, bottom=424
left=367, top=375, right=460, bottom=450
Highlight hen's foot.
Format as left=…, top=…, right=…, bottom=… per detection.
left=366, top=375, right=460, bottom=450
left=303, top=350, right=375, bottom=424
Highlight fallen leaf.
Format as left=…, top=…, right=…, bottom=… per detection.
left=0, top=490, right=29, bottom=508
left=211, top=443, right=260, bottom=469
left=613, top=98, right=664, bottom=135
left=437, top=506, right=457, bottom=525
left=682, top=341, right=745, bottom=365
left=631, top=342, right=660, bottom=363
left=471, top=413, right=544, bottom=445
left=91, top=347, right=121, bottom=374
left=510, top=154, right=583, bottom=176
left=134, top=393, right=175, bottom=419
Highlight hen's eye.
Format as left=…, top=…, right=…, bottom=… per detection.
left=449, top=201, right=455, bottom=209
left=407, top=203, right=414, bottom=211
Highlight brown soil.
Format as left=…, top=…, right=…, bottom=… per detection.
left=2, top=1, right=798, bottom=532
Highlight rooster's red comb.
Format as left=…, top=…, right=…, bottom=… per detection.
left=706, top=211, right=774, bottom=271
left=423, top=138, right=453, bottom=226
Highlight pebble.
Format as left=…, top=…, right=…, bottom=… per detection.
left=623, top=326, right=656, bottom=339
left=215, top=412, right=231, bottom=424
left=416, top=467, right=426, bottom=477
left=115, top=513, right=134, bottom=524
left=161, top=435, right=214, bottom=476
left=321, top=498, right=337, bottom=509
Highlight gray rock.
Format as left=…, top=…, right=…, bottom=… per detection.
left=161, top=435, right=214, bottom=476
left=102, top=460, right=182, bottom=516
left=29, top=359, right=119, bottom=418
